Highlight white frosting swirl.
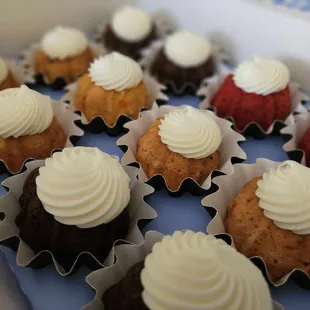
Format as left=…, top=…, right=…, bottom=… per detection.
left=89, top=52, right=143, bottom=91
left=0, top=57, right=8, bottom=84
left=36, top=147, right=130, bottom=229
left=141, top=230, right=273, bottom=310
left=111, top=6, right=152, bottom=42
left=256, top=160, right=310, bottom=235
left=233, top=56, right=290, bottom=95
left=41, top=26, right=88, bottom=60
left=158, top=106, right=222, bottom=159
left=0, top=85, right=53, bottom=139
left=164, top=30, right=212, bottom=68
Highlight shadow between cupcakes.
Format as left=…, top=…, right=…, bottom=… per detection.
left=18, top=42, right=107, bottom=90
left=116, top=103, right=246, bottom=197
left=197, top=69, right=309, bottom=139
left=0, top=99, right=84, bottom=175
left=82, top=230, right=284, bottom=310
left=61, top=74, right=168, bottom=136
left=201, top=158, right=310, bottom=289
left=0, top=159, right=157, bottom=276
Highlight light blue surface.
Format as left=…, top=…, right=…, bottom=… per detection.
left=1, top=89, right=310, bottom=310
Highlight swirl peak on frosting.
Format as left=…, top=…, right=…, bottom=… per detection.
left=164, top=30, right=212, bottom=68
left=89, top=52, right=143, bottom=91
left=141, top=230, right=273, bottom=310
left=256, top=160, right=310, bottom=235
left=41, top=26, right=88, bottom=60
left=233, top=56, right=290, bottom=95
left=0, top=57, right=8, bottom=84
left=0, top=85, right=53, bottom=139
left=36, top=147, right=130, bottom=229
left=158, top=106, right=222, bottom=159
left=111, top=6, right=152, bottom=42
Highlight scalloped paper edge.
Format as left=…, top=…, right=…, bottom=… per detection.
left=201, top=157, right=310, bottom=287
left=0, top=158, right=157, bottom=276
left=116, top=103, right=246, bottom=195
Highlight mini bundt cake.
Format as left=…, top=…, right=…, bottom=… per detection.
left=0, top=57, right=19, bottom=91
left=298, top=127, right=310, bottom=167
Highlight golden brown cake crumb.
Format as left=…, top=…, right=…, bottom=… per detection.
left=136, top=118, right=220, bottom=191
left=0, top=70, right=19, bottom=91
left=75, top=74, right=149, bottom=126
left=225, top=177, right=310, bottom=281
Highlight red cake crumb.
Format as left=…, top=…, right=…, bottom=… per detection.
left=211, top=74, right=291, bottom=131
left=298, top=127, right=310, bottom=167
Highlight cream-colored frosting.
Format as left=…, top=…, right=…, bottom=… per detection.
left=41, top=26, right=88, bottom=60
left=89, top=52, right=143, bottom=91
left=256, top=160, right=310, bottom=235
left=158, top=106, right=222, bottom=159
left=141, top=230, right=273, bottom=310
left=111, top=6, right=152, bottom=42
left=0, top=85, right=53, bottom=139
left=233, top=56, right=290, bottom=95
left=164, top=30, right=212, bottom=68
left=0, top=57, right=8, bottom=84
left=36, top=147, right=130, bottom=229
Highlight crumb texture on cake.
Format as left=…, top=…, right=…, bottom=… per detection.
left=136, top=118, right=220, bottom=190
left=225, top=177, right=310, bottom=281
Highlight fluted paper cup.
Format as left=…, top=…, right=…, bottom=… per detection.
left=197, top=70, right=308, bottom=138
left=0, top=159, right=157, bottom=276
left=117, top=103, right=246, bottom=196
left=83, top=230, right=284, bottom=310
left=202, top=158, right=310, bottom=288
left=61, top=74, right=168, bottom=136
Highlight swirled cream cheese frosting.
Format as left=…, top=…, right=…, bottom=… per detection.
left=164, top=30, right=212, bottom=68
left=158, top=106, right=222, bottom=159
left=0, top=57, right=8, bottom=84
left=141, top=230, right=273, bottom=310
left=41, top=26, right=88, bottom=60
left=233, top=56, right=290, bottom=95
left=256, top=160, right=310, bottom=235
left=36, top=147, right=130, bottom=229
left=89, top=52, right=143, bottom=91
left=111, top=6, right=152, bottom=42
left=0, top=85, right=53, bottom=139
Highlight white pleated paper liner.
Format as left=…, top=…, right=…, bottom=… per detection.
left=83, top=230, right=284, bottom=310
left=61, top=74, right=168, bottom=136
left=201, top=158, right=310, bottom=288
left=0, top=99, right=84, bottom=175
left=139, top=37, right=231, bottom=96
left=197, top=69, right=309, bottom=139
left=0, top=159, right=157, bottom=276
left=116, top=103, right=246, bottom=197
left=281, top=105, right=310, bottom=165
left=17, top=41, right=107, bottom=90
left=93, top=9, right=177, bottom=58
left=4, top=58, right=35, bottom=86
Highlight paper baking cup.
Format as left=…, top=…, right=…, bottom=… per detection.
left=61, top=74, right=168, bottom=136
left=0, top=159, right=157, bottom=276
left=116, top=103, right=246, bottom=196
left=281, top=105, right=310, bottom=164
left=197, top=69, right=309, bottom=138
left=83, top=230, right=283, bottom=310
left=201, top=158, right=310, bottom=288
left=17, top=41, right=106, bottom=90
left=4, top=58, right=35, bottom=86
left=139, top=38, right=231, bottom=96
left=0, top=99, right=83, bottom=175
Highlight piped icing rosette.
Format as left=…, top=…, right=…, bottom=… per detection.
left=164, top=30, right=212, bottom=68
left=111, top=6, right=152, bottom=42
left=141, top=230, right=273, bottom=310
left=256, top=160, right=310, bottom=235
left=0, top=85, right=53, bottom=138
left=89, top=52, right=143, bottom=91
left=0, top=57, right=8, bottom=84
left=36, top=147, right=130, bottom=229
left=158, top=106, right=222, bottom=159
left=233, top=56, right=290, bottom=95
left=41, top=26, right=88, bottom=59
